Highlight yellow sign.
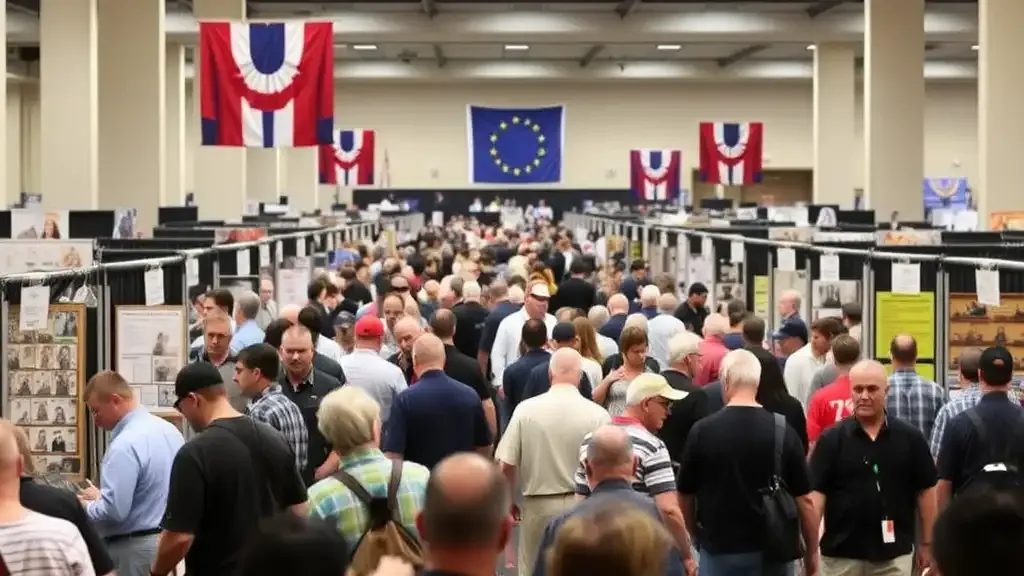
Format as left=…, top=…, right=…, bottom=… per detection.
left=753, top=275, right=770, bottom=318
left=629, top=239, right=642, bottom=262
left=884, top=362, right=936, bottom=383
left=874, top=292, right=935, bottom=359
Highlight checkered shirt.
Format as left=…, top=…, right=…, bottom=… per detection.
left=886, top=368, right=948, bottom=441
left=245, top=385, right=309, bottom=474
left=307, top=448, right=429, bottom=551
left=929, top=385, right=1022, bottom=457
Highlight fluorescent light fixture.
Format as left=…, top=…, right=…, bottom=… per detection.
left=657, top=44, right=682, bottom=51
left=971, top=44, right=979, bottom=51
left=504, top=44, right=530, bottom=51
left=352, top=44, right=378, bottom=51
left=806, top=44, right=816, bottom=51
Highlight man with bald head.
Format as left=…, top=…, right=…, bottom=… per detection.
left=452, top=280, right=490, bottom=360
left=497, top=347, right=609, bottom=573
left=809, top=359, right=937, bottom=575
left=383, top=334, right=492, bottom=470
left=887, top=333, right=946, bottom=439
left=0, top=422, right=96, bottom=574
left=428, top=309, right=496, bottom=436
left=777, top=289, right=803, bottom=323
left=387, top=315, right=423, bottom=383
left=417, top=454, right=512, bottom=576
left=599, top=293, right=630, bottom=343
left=533, top=425, right=690, bottom=576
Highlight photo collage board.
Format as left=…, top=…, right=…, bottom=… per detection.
left=7, top=304, right=86, bottom=477
left=948, top=293, right=1024, bottom=378
left=115, top=306, right=187, bottom=413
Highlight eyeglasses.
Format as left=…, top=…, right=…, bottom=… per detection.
left=173, top=393, right=194, bottom=411
left=391, top=286, right=410, bottom=293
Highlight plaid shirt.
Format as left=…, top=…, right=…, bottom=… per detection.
left=887, top=368, right=947, bottom=441
left=929, top=384, right=1022, bottom=457
left=246, top=384, right=309, bottom=474
left=307, top=448, right=429, bottom=551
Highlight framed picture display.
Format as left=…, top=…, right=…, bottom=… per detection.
left=114, top=306, right=187, bottom=413
left=6, top=303, right=86, bottom=478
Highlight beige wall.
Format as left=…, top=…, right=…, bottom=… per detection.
left=10, top=81, right=979, bottom=201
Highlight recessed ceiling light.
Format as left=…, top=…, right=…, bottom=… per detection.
left=657, top=44, right=682, bottom=51
left=352, top=44, right=378, bottom=51
left=971, top=44, right=980, bottom=51
left=806, top=44, right=816, bottom=51
left=504, top=44, right=530, bottom=51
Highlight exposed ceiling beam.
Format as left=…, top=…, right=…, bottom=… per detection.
left=432, top=44, right=447, bottom=68
left=579, top=44, right=605, bottom=68
left=806, top=0, right=844, bottom=19
left=717, top=44, right=768, bottom=68
left=614, top=0, right=640, bottom=19
left=422, top=0, right=438, bottom=19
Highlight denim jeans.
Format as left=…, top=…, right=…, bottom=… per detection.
left=698, top=549, right=794, bottom=576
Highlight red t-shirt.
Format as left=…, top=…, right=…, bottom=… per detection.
left=806, top=374, right=854, bottom=444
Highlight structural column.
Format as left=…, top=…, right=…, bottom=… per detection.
left=247, top=149, right=282, bottom=205
left=7, top=80, right=20, bottom=204
left=283, top=148, right=319, bottom=211
left=812, top=43, right=856, bottom=207
left=166, top=44, right=188, bottom=207
left=40, top=0, right=98, bottom=209
left=977, top=0, right=1024, bottom=227
left=98, top=0, right=165, bottom=232
left=193, top=0, right=246, bottom=220
left=863, top=0, right=926, bottom=220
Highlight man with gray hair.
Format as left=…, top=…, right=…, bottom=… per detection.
left=231, top=290, right=265, bottom=352
left=452, top=280, right=489, bottom=359
left=648, top=293, right=688, bottom=370
left=678, top=348, right=819, bottom=576
left=587, top=305, right=619, bottom=359
left=477, top=279, right=523, bottom=380
left=533, top=425, right=691, bottom=576
left=639, top=284, right=661, bottom=319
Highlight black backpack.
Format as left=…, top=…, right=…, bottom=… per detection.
left=760, top=413, right=803, bottom=562
left=957, top=408, right=1024, bottom=496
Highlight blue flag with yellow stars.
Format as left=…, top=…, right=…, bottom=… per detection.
left=467, top=105, right=565, bottom=184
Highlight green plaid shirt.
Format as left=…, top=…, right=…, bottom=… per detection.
left=307, top=447, right=429, bottom=550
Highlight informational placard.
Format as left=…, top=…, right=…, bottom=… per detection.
left=10, top=209, right=69, bottom=240
left=874, top=292, right=936, bottom=360
left=276, top=256, right=313, bottom=308
left=948, top=293, right=1024, bottom=377
left=811, top=280, right=861, bottom=320
left=0, top=240, right=94, bottom=274
left=7, top=304, right=86, bottom=478
left=115, top=306, right=187, bottom=412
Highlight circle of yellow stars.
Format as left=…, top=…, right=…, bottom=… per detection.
left=489, top=115, right=547, bottom=177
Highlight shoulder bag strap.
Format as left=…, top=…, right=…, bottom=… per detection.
left=964, top=408, right=993, bottom=459
left=773, top=413, right=785, bottom=480
left=385, top=460, right=421, bottom=547
left=331, top=469, right=375, bottom=506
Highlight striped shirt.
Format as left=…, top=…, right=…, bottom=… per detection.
left=246, top=384, right=309, bottom=474
left=0, top=510, right=94, bottom=575
left=573, top=416, right=676, bottom=497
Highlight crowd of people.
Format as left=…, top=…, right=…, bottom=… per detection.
left=0, top=216, right=1022, bottom=576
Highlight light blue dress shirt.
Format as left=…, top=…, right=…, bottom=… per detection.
left=231, top=319, right=265, bottom=353
left=86, top=407, right=185, bottom=536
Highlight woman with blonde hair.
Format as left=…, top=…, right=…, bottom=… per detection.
left=547, top=502, right=675, bottom=576
left=571, top=317, right=604, bottom=387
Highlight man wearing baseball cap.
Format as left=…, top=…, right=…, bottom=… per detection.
left=772, top=317, right=809, bottom=365
left=937, top=346, right=1024, bottom=509
left=489, top=280, right=557, bottom=391
left=338, top=315, right=407, bottom=424
left=150, top=362, right=307, bottom=576
left=522, top=322, right=594, bottom=402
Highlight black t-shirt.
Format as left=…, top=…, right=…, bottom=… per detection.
left=673, top=303, right=709, bottom=334
left=19, top=478, right=115, bottom=575
left=658, top=370, right=709, bottom=463
left=677, top=406, right=811, bottom=555
left=443, top=345, right=491, bottom=401
left=162, top=416, right=307, bottom=576
left=451, top=302, right=490, bottom=360
left=343, top=281, right=372, bottom=306
left=937, top=391, right=1024, bottom=493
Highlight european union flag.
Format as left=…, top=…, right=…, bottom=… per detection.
left=468, top=105, right=565, bottom=184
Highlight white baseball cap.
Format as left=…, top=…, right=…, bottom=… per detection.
left=529, top=283, right=551, bottom=299
left=626, top=373, right=688, bottom=405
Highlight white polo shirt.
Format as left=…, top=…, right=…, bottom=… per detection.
left=490, top=308, right=556, bottom=387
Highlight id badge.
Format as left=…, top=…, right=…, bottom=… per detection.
left=881, top=519, right=895, bottom=544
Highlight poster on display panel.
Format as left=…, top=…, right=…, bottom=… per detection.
left=6, top=304, right=86, bottom=479
left=276, top=256, right=314, bottom=308
left=811, top=280, right=861, bottom=320
left=0, top=240, right=93, bottom=275
left=115, top=306, right=187, bottom=412
left=10, top=209, right=69, bottom=240
left=948, top=294, right=1024, bottom=392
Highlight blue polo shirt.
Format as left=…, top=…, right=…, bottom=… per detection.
left=502, top=349, right=551, bottom=415
left=382, top=370, right=491, bottom=471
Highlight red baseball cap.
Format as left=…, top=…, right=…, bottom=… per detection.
left=354, top=315, right=385, bottom=338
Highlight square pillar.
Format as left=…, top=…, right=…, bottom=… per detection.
left=40, top=0, right=98, bottom=209
left=98, top=0, right=166, bottom=233
left=247, top=149, right=282, bottom=204
left=812, top=43, right=856, bottom=207
left=864, top=0, right=926, bottom=221
left=193, top=0, right=246, bottom=220
left=977, top=0, right=1024, bottom=226
left=7, top=84, right=20, bottom=204
left=166, top=44, right=188, bottom=206
left=283, top=148, right=319, bottom=211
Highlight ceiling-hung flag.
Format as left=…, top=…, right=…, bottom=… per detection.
left=318, top=129, right=376, bottom=185
left=698, top=122, right=764, bottom=186
left=199, top=22, right=334, bottom=147
left=630, top=149, right=681, bottom=202
left=467, top=105, right=565, bottom=184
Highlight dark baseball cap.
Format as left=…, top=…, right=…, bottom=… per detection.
left=552, top=322, right=577, bottom=343
left=772, top=318, right=809, bottom=343
left=174, top=362, right=225, bottom=406
left=980, top=346, right=1014, bottom=386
